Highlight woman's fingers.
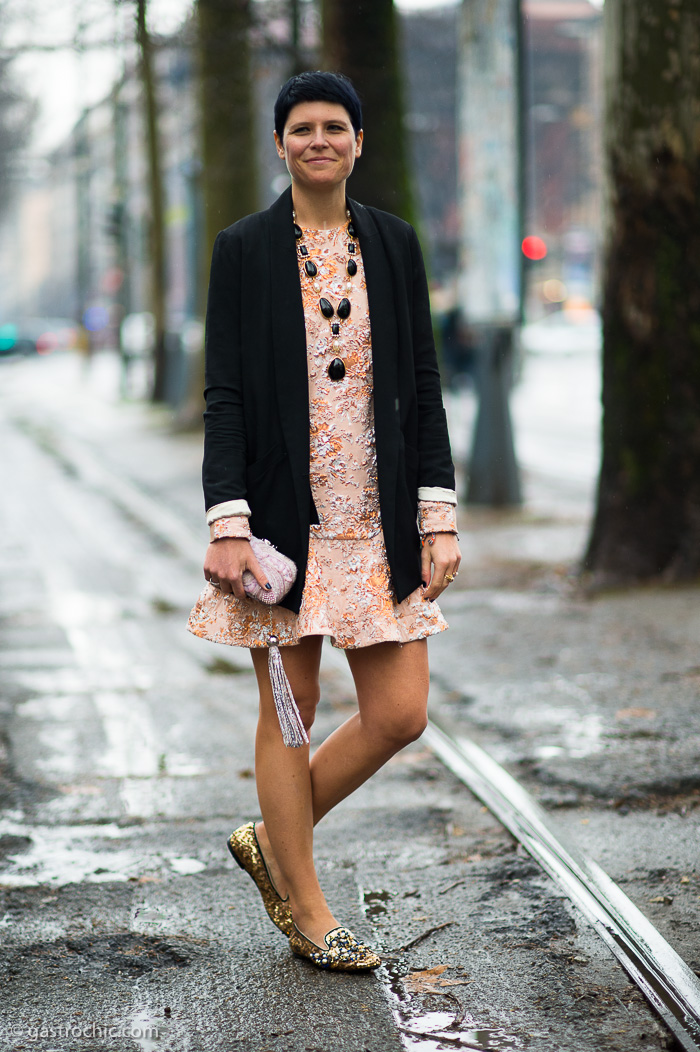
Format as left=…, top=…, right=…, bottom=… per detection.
left=203, top=539, right=272, bottom=600
left=422, top=559, right=451, bottom=601
left=420, top=544, right=432, bottom=589
left=203, top=538, right=246, bottom=596
left=245, top=552, right=273, bottom=595
left=421, top=534, right=462, bottom=602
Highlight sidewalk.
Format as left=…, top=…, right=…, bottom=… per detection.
left=1, top=348, right=697, bottom=1052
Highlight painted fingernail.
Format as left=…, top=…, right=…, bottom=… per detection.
left=264, top=582, right=272, bottom=590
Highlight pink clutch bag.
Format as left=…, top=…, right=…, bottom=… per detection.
left=242, top=537, right=297, bottom=605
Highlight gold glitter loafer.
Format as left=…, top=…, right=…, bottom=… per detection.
left=289, top=924, right=381, bottom=971
left=226, top=822, right=294, bottom=937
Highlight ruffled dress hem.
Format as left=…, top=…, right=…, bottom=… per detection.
left=187, top=532, right=448, bottom=650
left=186, top=584, right=448, bottom=651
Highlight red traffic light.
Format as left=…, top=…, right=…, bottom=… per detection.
left=522, top=235, right=547, bottom=260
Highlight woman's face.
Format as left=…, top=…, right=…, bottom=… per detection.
left=274, top=101, right=363, bottom=192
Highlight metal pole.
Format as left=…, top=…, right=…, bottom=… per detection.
left=459, top=0, right=524, bottom=506
left=466, top=324, right=521, bottom=505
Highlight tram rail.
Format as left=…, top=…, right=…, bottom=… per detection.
left=424, top=719, right=700, bottom=1052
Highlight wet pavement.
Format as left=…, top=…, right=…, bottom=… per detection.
left=0, top=349, right=696, bottom=1051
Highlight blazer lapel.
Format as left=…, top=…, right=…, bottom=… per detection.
left=268, top=186, right=312, bottom=522
left=348, top=197, right=399, bottom=545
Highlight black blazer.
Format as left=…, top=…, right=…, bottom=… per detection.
left=202, top=185, right=455, bottom=613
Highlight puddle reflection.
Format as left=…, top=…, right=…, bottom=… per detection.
left=364, top=888, right=392, bottom=919
left=380, top=957, right=523, bottom=1052
left=361, top=890, right=521, bottom=1050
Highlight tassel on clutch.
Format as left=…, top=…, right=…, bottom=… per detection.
left=202, top=534, right=304, bottom=747
left=267, top=634, right=309, bottom=748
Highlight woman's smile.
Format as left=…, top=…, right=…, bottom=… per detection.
left=274, top=100, right=363, bottom=192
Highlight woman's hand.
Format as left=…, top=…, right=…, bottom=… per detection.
left=203, top=538, right=271, bottom=599
left=421, top=533, right=462, bottom=602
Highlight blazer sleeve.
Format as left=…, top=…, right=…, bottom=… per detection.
left=201, top=230, right=249, bottom=514
left=408, top=226, right=456, bottom=494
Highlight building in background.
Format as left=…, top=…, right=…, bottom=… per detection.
left=523, top=0, right=602, bottom=316
left=0, top=1, right=602, bottom=376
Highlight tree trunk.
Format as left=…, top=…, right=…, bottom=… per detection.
left=136, top=0, right=167, bottom=403
left=197, top=0, right=258, bottom=280
left=174, top=0, right=258, bottom=430
left=584, top=0, right=700, bottom=584
left=320, top=0, right=414, bottom=221
left=289, top=0, right=305, bottom=76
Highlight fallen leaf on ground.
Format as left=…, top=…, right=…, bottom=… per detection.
left=404, top=965, right=473, bottom=994
left=616, top=707, right=656, bottom=719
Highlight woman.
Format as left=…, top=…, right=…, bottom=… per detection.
left=188, top=71, right=461, bottom=971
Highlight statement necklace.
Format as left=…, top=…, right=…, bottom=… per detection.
left=293, top=208, right=358, bottom=382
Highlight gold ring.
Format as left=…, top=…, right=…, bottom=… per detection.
left=443, top=573, right=455, bottom=584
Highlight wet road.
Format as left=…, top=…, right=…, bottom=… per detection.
left=1, top=350, right=697, bottom=1051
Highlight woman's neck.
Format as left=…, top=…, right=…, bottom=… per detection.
left=291, top=183, right=348, bottom=230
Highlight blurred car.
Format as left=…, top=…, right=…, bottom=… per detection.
left=519, top=307, right=601, bottom=356
left=0, top=318, right=79, bottom=357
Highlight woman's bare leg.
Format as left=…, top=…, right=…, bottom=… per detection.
left=250, top=636, right=340, bottom=947
left=309, top=639, right=430, bottom=822
left=250, top=637, right=429, bottom=945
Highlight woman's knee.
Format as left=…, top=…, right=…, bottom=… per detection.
left=397, top=707, right=429, bottom=746
left=258, top=680, right=320, bottom=735
left=251, top=638, right=322, bottom=734
left=365, top=698, right=428, bottom=749
left=294, top=684, right=321, bottom=732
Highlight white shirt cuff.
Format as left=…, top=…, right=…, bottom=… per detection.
left=417, top=487, right=457, bottom=505
left=206, top=499, right=252, bottom=524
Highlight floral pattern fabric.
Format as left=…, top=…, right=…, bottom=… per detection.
left=210, top=516, right=251, bottom=542
left=187, top=223, right=451, bottom=650
left=418, top=500, right=458, bottom=537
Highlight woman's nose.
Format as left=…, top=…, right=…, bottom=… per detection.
left=310, top=126, right=328, bottom=147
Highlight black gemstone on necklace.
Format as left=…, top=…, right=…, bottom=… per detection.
left=305, top=260, right=318, bottom=277
left=328, top=357, right=346, bottom=381
left=331, top=322, right=340, bottom=335
left=319, top=298, right=334, bottom=319
left=347, top=258, right=357, bottom=277
left=347, top=222, right=356, bottom=238
left=299, top=245, right=309, bottom=257
left=348, top=243, right=356, bottom=254
left=337, top=298, right=351, bottom=319
left=293, top=223, right=303, bottom=240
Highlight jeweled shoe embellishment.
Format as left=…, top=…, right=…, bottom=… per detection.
left=289, top=924, right=381, bottom=971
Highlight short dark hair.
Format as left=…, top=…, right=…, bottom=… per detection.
left=274, top=71, right=363, bottom=139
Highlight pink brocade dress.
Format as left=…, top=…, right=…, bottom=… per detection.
left=186, top=225, right=450, bottom=649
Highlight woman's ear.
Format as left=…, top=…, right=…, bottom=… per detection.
left=355, top=129, right=364, bottom=158
left=273, top=129, right=285, bottom=160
